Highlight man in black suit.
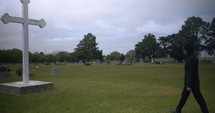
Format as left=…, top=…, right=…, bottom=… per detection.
left=170, top=44, right=209, bottom=113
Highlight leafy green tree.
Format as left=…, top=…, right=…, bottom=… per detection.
left=154, top=47, right=166, bottom=58
left=29, top=52, right=47, bottom=63
left=135, top=33, right=159, bottom=63
left=74, top=33, right=102, bottom=62
left=0, top=49, right=22, bottom=63
left=104, top=55, right=111, bottom=61
left=119, top=54, right=125, bottom=62
left=54, top=51, right=71, bottom=62
left=180, top=16, right=209, bottom=51
left=205, top=17, right=215, bottom=55
left=30, top=52, right=42, bottom=63
left=109, top=51, right=121, bottom=61
left=158, top=16, right=210, bottom=62
left=159, top=33, right=185, bottom=62
left=125, top=50, right=136, bottom=62
left=45, top=54, right=54, bottom=63
left=0, top=50, right=4, bottom=63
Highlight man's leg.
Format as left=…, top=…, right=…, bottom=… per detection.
left=176, top=86, right=191, bottom=112
left=192, top=87, right=209, bottom=113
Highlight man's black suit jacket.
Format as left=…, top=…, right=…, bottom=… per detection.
left=184, top=54, right=200, bottom=88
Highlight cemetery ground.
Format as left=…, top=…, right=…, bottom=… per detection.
left=0, top=63, right=214, bottom=113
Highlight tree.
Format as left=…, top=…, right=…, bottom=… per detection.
left=180, top=16, right=209, bottom=52
left=159, top=33, right=185, bottom=62
left=154, top=47, right=166, bottom=58
left=45, top=54, right=54, bottom=63
left=125, top=50, right=136, bottom=62
left=205, top=17, right=215, bottom=55
left=158, top=17, right=210, bottom=62
left=55, top=51, right=71, bottom=62
left=119, top=54, right=125, bottom=62
left=74, top=33, right=102, bottom=62
left=0, top=49, right=22, bottom=63
left=30, top=52, right=41, bottom=63
left=158, top=36, right=172, bottom=58
left=135, top=33, right=159, bottom=63
left=109, top=51, right=121, bottom=61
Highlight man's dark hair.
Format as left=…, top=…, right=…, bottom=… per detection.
left=184, top=43, right=195, bottom=55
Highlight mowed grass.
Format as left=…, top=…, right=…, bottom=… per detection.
left=0, top=64, right=214, bottom=113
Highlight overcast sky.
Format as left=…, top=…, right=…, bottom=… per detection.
left=0, top=0, right=215, bottom=55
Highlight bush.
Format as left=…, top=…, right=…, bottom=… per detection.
left=155, top=61, right=160, bottom=64
left=84, top=63, right=91, bottom=66
left=16, top=68, right=22, bottom=77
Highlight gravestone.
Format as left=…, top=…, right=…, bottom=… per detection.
left=140, top=58, right=143, bottom=64
left=0, top=0, right=53, bottom=95
left=106, top=60, right=111, bottom=65
left=0, top=66, right=11, bottom=78
left=52, top=67, right=62, bottom=75
left=0, top=73, right=11, bottom=78
left=0, top=66, right=7, bottom=72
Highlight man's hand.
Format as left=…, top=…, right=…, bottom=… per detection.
left=187, top=87, right=192, bottom=91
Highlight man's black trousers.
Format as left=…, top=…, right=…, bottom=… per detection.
left=176, top=86, right=209, bottom=113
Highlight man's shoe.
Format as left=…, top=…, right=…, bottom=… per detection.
left=170, top=109, right=181, bottom=113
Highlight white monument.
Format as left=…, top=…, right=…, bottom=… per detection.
left=0, top=0, right=53, bottom=95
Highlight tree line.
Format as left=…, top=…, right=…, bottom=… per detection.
left=0, top=16, right=214, bottom=64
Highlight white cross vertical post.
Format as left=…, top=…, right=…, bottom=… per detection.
left=1, top=0, right=46, bottom=83
left=22, top=0, right=30, bottom=83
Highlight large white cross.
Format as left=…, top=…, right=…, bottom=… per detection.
left=1, top=0, right=46, bottom=83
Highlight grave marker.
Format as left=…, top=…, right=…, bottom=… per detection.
left=52, top=67, right=62, bottom=75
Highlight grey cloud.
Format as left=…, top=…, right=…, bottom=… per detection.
left=1, top=0, right=215, bottom=54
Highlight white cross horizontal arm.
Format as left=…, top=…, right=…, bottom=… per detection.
left=1, top=13, right=24, bottom=24
left=29, top=19, right=46, bottom=28
left=1, top=13, right=46, bottom=28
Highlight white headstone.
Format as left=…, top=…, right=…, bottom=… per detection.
left=1, top=0, right=46, bottom=83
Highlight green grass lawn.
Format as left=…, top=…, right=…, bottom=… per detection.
left=0, top=64, right=215, bottom=113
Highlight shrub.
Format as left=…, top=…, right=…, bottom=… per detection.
left=84, top=63, right=91, bottom=66
left=16, top=68, right=22, bottom=77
